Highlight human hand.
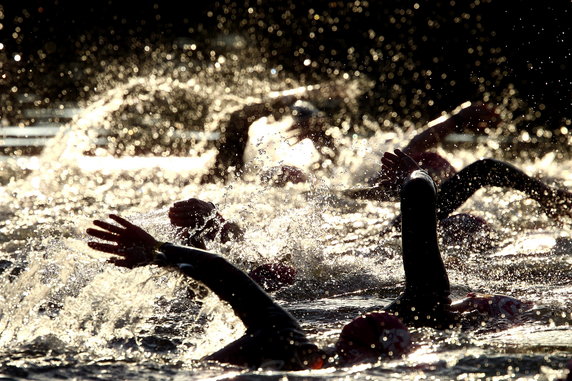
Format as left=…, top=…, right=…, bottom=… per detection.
left=450, top=293, right=533, bottom=318
left=452, top=103, right=500, bottom=131
left=169, top=198, right=227, bottom=245
left=168, top=198, right=220, bottom=229
left=86, top=214, right=160, bottom=268
left=379, top=149, right=422, bottom=188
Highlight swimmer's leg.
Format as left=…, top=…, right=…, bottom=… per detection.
left=384, top=171, right=454, bottom=328
left=436, top=158, right=572, bottom=220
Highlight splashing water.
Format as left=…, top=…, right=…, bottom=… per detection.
left=0, top=46, right=571, bottom=381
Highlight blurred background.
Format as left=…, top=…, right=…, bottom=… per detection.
left=0, top=0, right=570, bottom=138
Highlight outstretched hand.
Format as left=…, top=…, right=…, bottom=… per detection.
left=379, top=149, right=422, bottom=188
left=86, top=214, right=159, bottom=268
left=453, top=103, right=500, bottom=131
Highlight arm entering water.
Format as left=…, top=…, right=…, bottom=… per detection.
left=87, top=214, right=293, bottom=331
left=402, top=102, right=499, bottom=155
left=86, top=214, right=321, bottom=369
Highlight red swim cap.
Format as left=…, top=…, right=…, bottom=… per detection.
left=335, top=312, right=412, bottom=365
left=409, top=152, right=457, bottom=183
left=248, top=263, right=297, bottom=292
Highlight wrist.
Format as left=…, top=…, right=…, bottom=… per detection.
left=151, top=240, right=167, bottom=262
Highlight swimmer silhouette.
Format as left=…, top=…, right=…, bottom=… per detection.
left=202, top=98, right=497, bottom=184
left=86, top=149, right=532, bottom=369
left=203, top=94, right=572, bottom=222
left=201, top=91, right=338, bottom=184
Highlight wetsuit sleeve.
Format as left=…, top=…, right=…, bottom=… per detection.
left=155, top=243, right=299, bottom=331
left=400, top=169, right=448, bottom=299
left=436, top=158, right=565, bottom=220
left=384, top=168, right=454, bottom=327
left=402, top=118, right=457, bottom=155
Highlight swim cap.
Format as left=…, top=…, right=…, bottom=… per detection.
left=409, top=152, right=457, bottom=183
left=335, top=312, right=412, bottom=364
left=248, top=263, right=297, bottom=292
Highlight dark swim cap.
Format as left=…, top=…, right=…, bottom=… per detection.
left=248, top=263, right=297, bottom=292
left=335, top=312, right=412, bottom=364
left=409, top=151, right=457, bottom=183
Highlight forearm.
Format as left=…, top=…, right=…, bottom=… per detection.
left=156, top=243, right=286, bottom=329
left=402, top=118, right=457, bottom=155
left=435, top=158, right=550, bottom=220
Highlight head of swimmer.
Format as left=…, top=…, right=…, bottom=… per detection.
left=332, top=312, right=413, bottom=366
left=287, top=100, right=329, bottom=145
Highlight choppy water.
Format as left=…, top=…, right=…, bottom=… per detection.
left=0, top=59, right=571, bottom=380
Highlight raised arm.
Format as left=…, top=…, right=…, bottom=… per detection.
left=402, top=102, right=500, bottom=155
left=86, top=214, right=322, bottom=369
left=87, top=214, right=285, bottom=328
left=379, top=150, right=453, bottom=328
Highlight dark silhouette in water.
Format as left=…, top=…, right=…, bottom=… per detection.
left=86, top=149, right=532, bottom=369
left=199, top=96, right=572, bottom=223
left=171, top=152, right=572, bottom=256
left=201, top=92, right=498, bottom=184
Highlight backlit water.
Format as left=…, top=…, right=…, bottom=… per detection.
left=1, top=45, right=571, bottom=380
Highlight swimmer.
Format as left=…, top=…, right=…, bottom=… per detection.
left=202, top=81, right=498, bottom=185
left=201, top=85, right=344, bottom=183
left=168, top=198, right=296, bottom=292
left=201, top=94, right=299, bottom=183
left=346, top=155, right=572, bottom=225
left=203, top=94, right=572, bottom=223
left=86, top=149, right=531, bottom=369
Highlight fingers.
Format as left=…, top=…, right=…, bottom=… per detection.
left=381, top=152, right=399, bottom=170
left=88, top=241, right=122, bottom=254
left=109, top=214, right=135, bottom=229
left=381, top=151, right=398, bottom=164
left=86, top=228, right=120, bottom=242
left=93, top=220, right=125, bottom=235
left=107, top=257, right=134, bottom=268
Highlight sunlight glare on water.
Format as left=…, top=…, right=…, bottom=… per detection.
left=0, top=19, right=571, bottom=381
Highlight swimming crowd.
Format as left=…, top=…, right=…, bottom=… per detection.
left=86, top=92, right=572, bottom=376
